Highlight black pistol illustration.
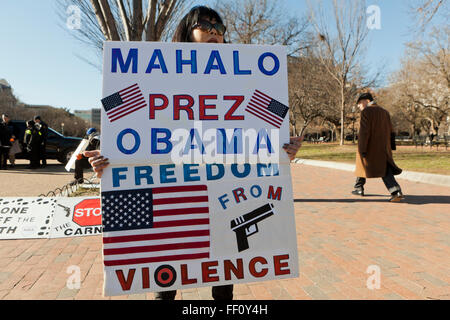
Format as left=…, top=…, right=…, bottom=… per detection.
left=230, top=203, right=275, bottom=252
left=57, top=204, right=71, bottom=218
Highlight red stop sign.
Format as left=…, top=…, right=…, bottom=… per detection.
left=73, top=199, right=102, bottom=226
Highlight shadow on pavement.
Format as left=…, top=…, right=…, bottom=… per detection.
left=0, top=163, right=70, bottom=175
left=294, top=195, right=450, bottom=205
left=398, top=195, right=450, bottom=205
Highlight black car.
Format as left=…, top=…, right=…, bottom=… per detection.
left=10, top=120, right=82, bottom=164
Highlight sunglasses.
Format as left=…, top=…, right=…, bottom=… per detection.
left=193, top=20, right=226, bottom=36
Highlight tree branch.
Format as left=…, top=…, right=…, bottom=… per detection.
left=145, top=0, right=158, bottom=41
left=99, top=0, right=121, bottom=40
left=117, top=0, right=132, bottom=40
left=90, top=0, right=110, bottom=39
left=132, top=0, right=144, bottom=40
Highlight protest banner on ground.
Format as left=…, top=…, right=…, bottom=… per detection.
left=0, top=198, right=56, bottom=239
left=100, top=41, right=298, bottom=296
left=0, top=197, right=102, bottom=239
left=51, top=197, right=102, bottom=238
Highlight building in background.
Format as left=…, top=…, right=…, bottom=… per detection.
left=0, top=79, right=12, bottom=94
left=91, top=108, right=101, bottom=126
left=73, top=110, right=90, bottom=123
left=25, top=104, right=54, bottom=111
left=0, top=79, right=17, bottom=109
left=74, top=108, right=101, bottom=126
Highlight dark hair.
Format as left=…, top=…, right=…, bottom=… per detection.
left=172, top=6, right=225, bottom=42
left=26, top=120, right=35, bottom=127
left=357, top=92, right=374, bottom=104
left=34, top=115, right=41, bottom=121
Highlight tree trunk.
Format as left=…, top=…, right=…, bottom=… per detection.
left=90, top=0, right=110, bottom=39
left=299, top=126, right=308, bottom=137
left=132, top=0, right=144, bottom=40
left=155, top=0, right=177, bottom=40
left=117, top=0, right=131, bottom=40
left=299, top=119, right=311, bottom=137
left=291, top=124, right=297, bottom=137
left=340, top=85, right=345, bottom=145
left=98, top=0, right=120, bottom=40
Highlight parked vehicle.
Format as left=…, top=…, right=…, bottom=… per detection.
left=10, top=120, right=82, bottom=164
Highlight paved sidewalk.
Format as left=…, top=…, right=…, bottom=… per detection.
left=294, top=158, right=450, bottom=187
left=0, top=163, right=449, bottom=300
left=0, top=160, right=75, bottom=196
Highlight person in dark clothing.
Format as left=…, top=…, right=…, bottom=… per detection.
left=154, top=6, right=234, bottom=301
left=87, top=6, right=235, bottom=301
left=0, top=116, right=12, bottom=170
left=351, top=93, right=404, bottom=202
left=24, top=120, right=42, bottom=169
left=73, top=128, right=100, bottom=184
left=84, top=5, right=302, bottom=301
left=34, top=115, right=48, bottom=167
left=2, top=114, right=20, bottom=167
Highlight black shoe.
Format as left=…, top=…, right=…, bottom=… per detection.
left=351, top=189, right=364, bottom=196
left=389, top=191, right=405, bottom=202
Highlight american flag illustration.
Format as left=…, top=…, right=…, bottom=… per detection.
left=101, top=83, right=146, bottom=122
left=245, top=90, right=289, bottom=128
left=102, top=185, right=210, bottom=267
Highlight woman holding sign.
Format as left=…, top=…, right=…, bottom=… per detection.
left=85, top=5, right=303, bottom=300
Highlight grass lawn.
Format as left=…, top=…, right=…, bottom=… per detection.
left=296, top=142, right=450, bottom=175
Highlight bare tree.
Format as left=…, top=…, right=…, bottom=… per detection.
left=388, top=53, right=449, bottom=137
left=1, top=102, right=93, bottom=137
left=0, top=91, right=17, bottom=111
left=307, top=0, right=372, bottom=145
left=407, top=26, right=450, bottom=89
left=57, top=0, right=192, bottom=52
left=215, top=0, right=310, bottom=55
left=288, top=55, right=335, bottom=136
left=410, top=0, right=449, bottom=31
left=406, top=27, right=450, bottom=135
left=377, top=87, right=423, bottom=137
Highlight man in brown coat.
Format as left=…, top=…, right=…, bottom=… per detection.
left=352, top=93, right=405, bottom=202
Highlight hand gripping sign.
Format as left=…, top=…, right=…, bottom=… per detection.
left=100, top=41, right=298, bottom=296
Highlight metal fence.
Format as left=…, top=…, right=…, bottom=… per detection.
left=38, top=174, right=99, bottom=197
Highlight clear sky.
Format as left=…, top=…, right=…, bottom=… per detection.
left=0, top=0, right=434, bottom=111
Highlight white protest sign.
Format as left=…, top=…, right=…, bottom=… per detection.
left=51, top=197, right=102, bottom=238
left=100, top=42, right=298, bottom=296
left=65, top=139, right=89, bottom=171
left=0, top=198, right=56, bottom=239
left=100, top=42, right=289, bottom=165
